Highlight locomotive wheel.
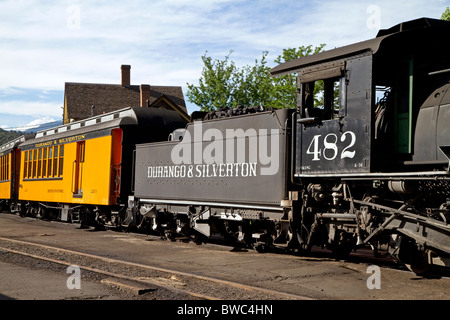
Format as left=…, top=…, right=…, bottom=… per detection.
left=390, top=236, right=432, bottom=275
left=329, top=230, right=354, bottom=259
left=191, top=234, right=204, bottom=245
left=331, top=243, right=352, bottom=259
left=253, top=243, right=268, bottom=253
left=286, top=224, right=302, bottom=253
left=402, top=248, right=431, bottom=276
left=404, top=262, right=430, bottom=276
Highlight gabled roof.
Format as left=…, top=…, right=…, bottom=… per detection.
left=64, top=82, right=187, bottom=123
left=149, top=94, right=190, bottom=122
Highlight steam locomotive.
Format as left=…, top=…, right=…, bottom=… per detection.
left=1, top=18, right=449, bottom=274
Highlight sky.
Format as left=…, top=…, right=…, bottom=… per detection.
left=0, top=0, right=448, bottom=131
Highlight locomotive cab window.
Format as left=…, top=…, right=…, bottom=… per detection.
left=301, top=75, right=345, bottom=121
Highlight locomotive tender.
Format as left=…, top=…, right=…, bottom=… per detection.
left=0, top=17, right=449, bottom=274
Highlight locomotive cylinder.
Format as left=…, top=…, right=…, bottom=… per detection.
left=387, top=181, right=416, bottom=194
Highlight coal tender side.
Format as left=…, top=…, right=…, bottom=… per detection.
left=133, top=108, right=296, bottom=249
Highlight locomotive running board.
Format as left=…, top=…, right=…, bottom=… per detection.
left=139, top=198, right=284, bottom=212
left=295, top=170, right=450, bottom=178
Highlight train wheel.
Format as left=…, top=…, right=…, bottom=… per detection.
left=331, top=243, right=352, bottom=259
left=285, top=224, right=299, bottom=252
left=191, top=233, right=205, bottom=245
left=389, top=235, right=432, bottom=276
left=402, top=248, right=431, bottom=276
left=329, top=230, right=354, bottom=259
left=252, top=243, right=268, bottom=253
left=79, top=207, right=93, bottom=229
left=404, top=262, right=430, bottom=276
left=27, top=205, right=39, bottom=218
left=36, top=206, right=45, bottom=219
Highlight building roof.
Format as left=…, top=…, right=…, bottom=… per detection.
left=64, top=82, right=188, bottom=123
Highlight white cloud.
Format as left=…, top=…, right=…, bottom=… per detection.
left=10, top=117, right=57, bottom=132
left=0, top=100, right=62, bottom=118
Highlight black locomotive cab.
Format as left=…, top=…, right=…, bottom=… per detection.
left=295, top=53, right=372, bottom=176
left=272, top=17, right=450, bottom=177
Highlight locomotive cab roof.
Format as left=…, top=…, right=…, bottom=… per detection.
left=270, top=17, right=450, bottom=78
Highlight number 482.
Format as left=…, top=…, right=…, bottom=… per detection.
left=306, top=131, right=356, bottom=161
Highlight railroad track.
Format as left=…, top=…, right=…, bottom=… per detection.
left=0, top=236, right=313, bottom=300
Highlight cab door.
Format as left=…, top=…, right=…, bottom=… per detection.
left=393, top=59, right=414, bottom=155
left=295, top=55, right=372, bottom=176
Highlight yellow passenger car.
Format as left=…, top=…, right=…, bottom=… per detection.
left=17, top=107, right=186, bottom=226
left=0, top=148, right=12, bottom=208
left=0, top=135, right=30, bottom=212
left=19, top=129, right=121, bottom=206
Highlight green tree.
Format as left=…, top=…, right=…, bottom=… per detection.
left=233, top=51, right=274, bottom=107
left=186, top=44, right=326, bottom=111
left=186, top=51, right=238, bottom=112
left=186, top=51, right=274, bottom=111
left=271, top=44, right=326, bottom=109
left=441, top=7, right=450, bottom=21
left=0, top=129, right=21, bottom=145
